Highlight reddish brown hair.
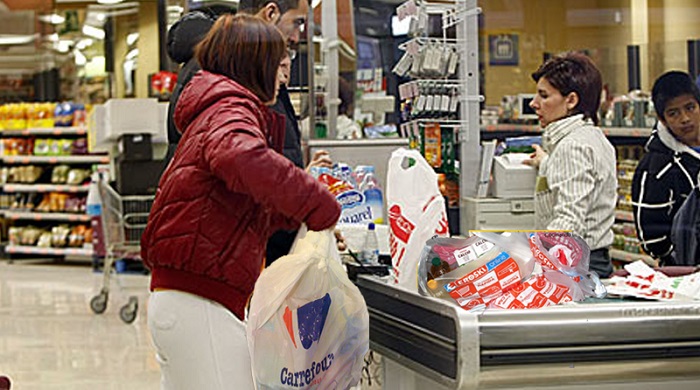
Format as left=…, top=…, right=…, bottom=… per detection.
left=532, top=52, right=603, bottom=125
left=195, top=14, right=285, bottom=102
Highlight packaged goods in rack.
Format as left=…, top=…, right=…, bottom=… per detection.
left=8, top=224, right=92, bottom=249
left=0, top=102, right=87, bottom=130
left=417, top=231, right=607, bottom=311
left=393, top=0, right=466, bottom=177
left=312, top=163, right=384, bottom=224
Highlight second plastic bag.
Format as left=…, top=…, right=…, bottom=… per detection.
left=387, top=148, right=449, bottom=291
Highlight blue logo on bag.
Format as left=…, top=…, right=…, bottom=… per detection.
left=283, top=293, right=331, bottom=350
left=280, top=293, right=334, bottom=387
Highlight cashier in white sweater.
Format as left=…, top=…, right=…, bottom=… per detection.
left=523, top=52, right=617, bottom=278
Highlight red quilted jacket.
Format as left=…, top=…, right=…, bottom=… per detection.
left=141, top=71, right=341, bottom=320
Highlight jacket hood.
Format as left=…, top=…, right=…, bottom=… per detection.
left=174, top=71, right=283, bottom=148
left=646, top=121, right=700, bottom=160
left=166, top=11, right=215, bottom=64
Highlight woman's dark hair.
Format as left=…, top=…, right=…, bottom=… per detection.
left=651, top=71, right=700, bottom=120
left=195, top=14, right=286, bottom=103
left=531, top=52, right=603, bottom=125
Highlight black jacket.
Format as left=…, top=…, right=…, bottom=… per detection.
left=165, top=11, right=216, bottom=162
left=671, top=187, right=700, bottom=265
left=632, top=122, right=700, bottom=264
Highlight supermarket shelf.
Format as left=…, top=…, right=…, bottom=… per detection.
left=610, top=248, right=657, bottom=266
left=1, top=210, right=91, bottom=222
left=0, top=127, right=87, bottom=137
left=481, top=124, right=541, bottom=133
left=615, top=210, right=634, bottom=222
left=2, top=155, right=109, bottom=164
left=5, top=245, right=92, bottom=257
left=479, top=124, right=652, bottom=138
left=1, top=183, right=89, bottom=193
left=602, top=127, right=652, bottom=138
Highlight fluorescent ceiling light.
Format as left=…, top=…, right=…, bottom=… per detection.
left=39, top=14, right=66, bottom=24
left=126, top=32, right=139, bottom=46
left=0, top=34, right=37, bottom=45
left=97, top=0, right=125, bottom=4
left=312, top=0, right=321, bottom=8
left=57, top=40, right=73, bottom=53
left=74, top=49, right=87, bottom=66
left=82, top=25, right=105, bottom=40
left=76, top=38, right=94, bottom=50
left=126, top=48, right=139, bottom=61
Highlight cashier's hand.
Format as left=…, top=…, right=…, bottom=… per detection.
left=523, top=144, right=547, bottom=169
left=306, top=150, right=333, bottom=172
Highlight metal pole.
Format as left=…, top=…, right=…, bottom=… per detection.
left=306, top=3, right=316, bottom=141
left=322, top=0, right=339, bottom=139
left=459, top=0, right=481, bottom=233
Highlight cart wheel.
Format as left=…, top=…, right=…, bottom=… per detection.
left=119, top=297, right=138, bottom=324
left=90, top=292, right=108, bottom=314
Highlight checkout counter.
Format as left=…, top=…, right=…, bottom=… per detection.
left=357, top=275, right=700, bottom=389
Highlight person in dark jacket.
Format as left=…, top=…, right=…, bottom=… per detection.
left=166, top=0, right=334, bottom=266
left=632, top=71, right=700, bottom=265
left=142, top=15, right=341, bottom=389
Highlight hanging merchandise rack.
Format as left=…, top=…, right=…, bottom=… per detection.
left=393, top=0, right=481, bottom=233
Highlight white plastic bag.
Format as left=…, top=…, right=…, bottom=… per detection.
left=387, top=148, right=449, bottom=291
left=247, top=227, right=369, bottom=389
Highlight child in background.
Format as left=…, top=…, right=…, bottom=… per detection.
left=632, top=71, right=700, bottom=265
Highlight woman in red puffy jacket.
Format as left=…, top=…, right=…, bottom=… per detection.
left=141, top=14, right=341, bottom=389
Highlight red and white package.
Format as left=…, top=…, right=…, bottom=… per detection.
left=489, top=274, right=573, bottom=310
left=444, top=251, right=523, bottom=308
left=607, top=261, right=700, bottom=301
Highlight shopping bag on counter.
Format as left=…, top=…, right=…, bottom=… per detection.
left=387, top=148, right=449, bottom=291
left=246, top=227, right=369, bottom=390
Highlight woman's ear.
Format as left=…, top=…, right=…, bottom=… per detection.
left=566, top=92, right=579, bottom=112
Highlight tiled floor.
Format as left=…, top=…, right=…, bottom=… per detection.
left=0, top=261, right=159, bottom=390
left=0, top=261, right=384, bottom=390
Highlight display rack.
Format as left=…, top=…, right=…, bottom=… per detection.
left=1, top=183, right=89, bottom=193
left=0, top=126, right=100, bottom=259
left=2, top=211, right=91, bottom=223
left=609, top=248, right=657, bottom=266
left=5, top=245, right=93, bottom=257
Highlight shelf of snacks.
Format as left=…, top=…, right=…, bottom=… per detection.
left=1, top=211, right=91, bottom=222
left=479, top=124, right=652, bottom=138
left=1, top=183, right=89, bottom=193
left=6, top=224, right=93, bottom=257
left=615, top=210, right=634, bottom=223
left=5, top=245, right=93, bottom=257
left=609, top=248, right=657, bottom=266
left=2, top=155, right=109, bottom=164
left=0, top=102, right=87, bottom=131
left=0, top=127, right=87, bottom=137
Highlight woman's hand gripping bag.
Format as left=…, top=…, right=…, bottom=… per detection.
left=387, top=148, right=449, bottom=291
left=246, top=228, right=369, bottom=390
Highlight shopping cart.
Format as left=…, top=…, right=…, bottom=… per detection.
left=89, top=179, right=154, bottom=324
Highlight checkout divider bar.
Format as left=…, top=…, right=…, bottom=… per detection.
left=357, top=275, right=480, bottom=389
left=357, top=276, right=700, bottom=389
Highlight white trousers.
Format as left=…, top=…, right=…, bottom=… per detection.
left=148, top=290, right=254, bottom=390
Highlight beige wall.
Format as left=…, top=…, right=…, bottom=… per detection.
left=481, top=0, right=700, bottom=106
left=136, top=1, right=160, bottom=98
